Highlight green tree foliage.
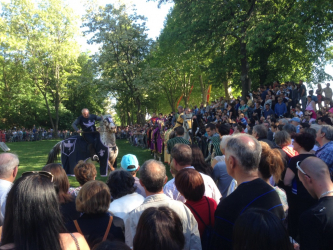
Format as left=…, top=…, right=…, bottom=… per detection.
left=0, top=0, right=108, bottom=131
left=83, top=4, right=155, bottom=125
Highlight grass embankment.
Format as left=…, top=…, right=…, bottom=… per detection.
left=6, top=139, right=171, bottom=187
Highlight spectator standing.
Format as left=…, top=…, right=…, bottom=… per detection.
left=315, top=125, right=333, bottom=177
left=68, top=160, right=97, bottom=197
left=107, top=170, right=144, bottom=220
left=163, top=144, right=221, bottom=204
left=120, top=154, right=145, bottom=197
left=133, top=207, right=185, bottom=250
left=66, top=181, right=125, bottom=248
left=323, top=83, right=332, bottom=106
left=258, top=142, right=288, bottom=214
left=298, top=157, right=333, bottom=250
left=124, top=159, right=201, bottom=250
left=191, top=145, right=212, bottom=176
left=0, top=153, right=18, bottom=227
left=212, top=134, right=284, bottom=250
left=175, top=168, right=217, bottom=238
left=299, top=80, right=307, bottom=112
left=283, top=133, right=317, bottom=240
left=212, top=136, right=233, bottom=197
left=42, top=163, right=80, bottom=224
left=1, top=172, right=89, bottom=250
left=233, top=209, right=293, bottom=250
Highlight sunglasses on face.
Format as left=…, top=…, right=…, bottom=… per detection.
left=21, top=171, right=54, bottom=182
left=296, top=161, right=311, bottom=179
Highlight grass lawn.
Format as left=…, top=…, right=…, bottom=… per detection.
left=5, top=139, right=171, bottom=187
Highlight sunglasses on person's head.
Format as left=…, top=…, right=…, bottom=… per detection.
left=21, top=171, right=54, bottom=182
left=296, top=161, right=311, bottom=179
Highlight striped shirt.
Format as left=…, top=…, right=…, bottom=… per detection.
left=167, top=136, right=190, bottom=153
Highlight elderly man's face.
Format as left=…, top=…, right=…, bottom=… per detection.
left=82, top=110, right=89, bottom=118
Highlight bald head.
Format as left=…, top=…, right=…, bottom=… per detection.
left=81, top=108, right=89, bottom=118
left=226, top=134, right=262, bottom=171
left=0, top=153, right=19, bottom=179
left=300, top=157, right=330, bottom=181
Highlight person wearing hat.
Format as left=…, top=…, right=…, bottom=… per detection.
left=120, top=154, right=146, bottom=197
left=291, top=117, right=301, bottom=133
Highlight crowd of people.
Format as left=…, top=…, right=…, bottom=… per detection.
left=0, top=80, right=333, bottom=249
left=1, top=127, right=75, bottom=142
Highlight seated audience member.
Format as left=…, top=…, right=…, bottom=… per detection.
left=233, top=208, right=293, bottom=250
left=133, top=207, right=185, bottom=250
left=191, top=145, right=212, bottom=176
left=212, top=134, right=284, bottom=250
left=0, top=153, right=19, bottom=227
left=69, top=160, right=97, bottom=196
left=1, top=172, right=89, bottom=250
left=283, top=132, right=317, bottom=240
left=315, top=125, right=333, bottom=177
left=125, top=159, right=201, bottom=250
left=42, top=163, right=80, bottom=223
left=175, top=168, right=217, bottom=238
left=298, top=157, right=333, bottom=250
left=163, top=144, right=221, bottom=204
left=66, top=181, right=125, bottom=248
left=259, top=142, right=288, bottom=214
left=107, top=170, right=144, bottom=220
left=212, top=135, right=233, bottom=197
left=92, top=241, right=130, bottom=250
left=252, top=124, right=277, bottom=148
left=120, top=154, right=145, bottom=197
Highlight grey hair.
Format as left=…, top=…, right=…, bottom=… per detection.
left=310, top=124, right=322, bottom=132
left=225, top=134, right=262, bottom=171
left=283, top=124, right=296, bottom=135
left=274, top=130, right=291, bottom=147
left=321, top=125, right=333, bottom=141
left=139, top=159, right=166, bottom=193
left=0, top=153, right=19, bottom=178
left=279, top=119, right=289, bottom=125
left=220, top=135, right=232, bottom=150
left=253, top=125, right=267, bottom=139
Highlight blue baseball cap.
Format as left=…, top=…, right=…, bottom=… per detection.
left=121, top=154, right=139, bottom=171
left=291, top=117, right=301, bottom=123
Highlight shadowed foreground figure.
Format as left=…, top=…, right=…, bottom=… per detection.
left=212, top=134, right=285, bottom=250
left=298, top=157, right=333, bottom=250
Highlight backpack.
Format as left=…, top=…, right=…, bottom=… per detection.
left=186, top=197, right=213, bottom=250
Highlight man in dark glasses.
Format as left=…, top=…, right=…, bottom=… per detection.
left=0, top=153, right=19, bottom=226
left=298, top=157, right=333, bottom=250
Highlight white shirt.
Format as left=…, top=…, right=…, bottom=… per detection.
left=124, top=194, right=201, bottom=250
left=163, top=166, right=222, bottom=204
left=108, top=192, right=144, bottom=221
left=0, top=179, right=13, bottom=226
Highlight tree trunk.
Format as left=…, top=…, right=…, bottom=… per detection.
left=199, top=74, right=208, bottom=105
left=240, top=41, right=251, bottom=100
left=223, top=79, right=230, bottom=100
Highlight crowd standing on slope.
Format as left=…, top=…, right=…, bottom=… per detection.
left=0, top=80, right=333, bottom=249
